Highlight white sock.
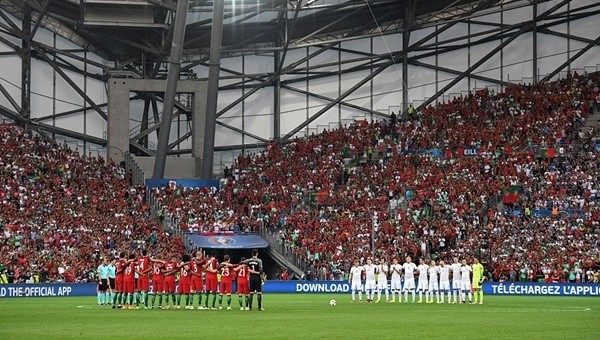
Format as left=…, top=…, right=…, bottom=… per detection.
left=411, top=291, right=416, bottom=302
left=385, top=290, right=389, bottom=301
left=352, top=290, right=355, bottom=301
left=404, top=291, right=408, bottom=301
left=358, top=291, right=362, bottom=300
left=468, top=291, right=472, bottom=302
left=418, top=291, right=422, bottom=300
left=377, top=290, right=381, bottom=301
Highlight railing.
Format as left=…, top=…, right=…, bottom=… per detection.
left=260, top=224, right=308, bottom=274
left=147, top=190, right=193, bottom=251
left=123, top=151, right=145, bottom=186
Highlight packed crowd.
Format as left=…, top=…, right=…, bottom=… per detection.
left=1, top=72, right=599, bottom=284
left=154, top=72, right=600, bottom=282
left=0, top=125, right=184, bottom=283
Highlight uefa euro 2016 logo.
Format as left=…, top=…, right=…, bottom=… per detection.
left=207, top=236, right=236, bottom=246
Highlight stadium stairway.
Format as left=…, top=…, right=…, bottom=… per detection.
left=581, top=108, right=600, bottom=135
left=260, top=229, right=306, bottom=279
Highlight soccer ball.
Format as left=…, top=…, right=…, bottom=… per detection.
left=329, top=299, right=337, bottom=306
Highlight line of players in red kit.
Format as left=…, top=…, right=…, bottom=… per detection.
left=108, top=249, right=263, bottom=311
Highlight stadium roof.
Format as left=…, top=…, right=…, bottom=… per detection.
left=0, top=0, right=517, bottom=61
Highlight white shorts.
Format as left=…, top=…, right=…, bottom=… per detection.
left=364, top=279, right=376, bottom=291
left=403, top=278, right=415, bottom=291
left=377, top=279, right=388, bottom=290
left=452, top=280, right=461, bottom=291
left=417, top=278, right=428, bottom=291
left=390, top=278, right=402, bottom=291
left=439, top=280, right=450, bottom=291
left=428, top=280, right=439, bottom=292
left=351, top=281, right=363, bottom=291
left=460, top=281, right=471, bottom=291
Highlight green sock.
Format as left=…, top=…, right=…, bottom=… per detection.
left=197, top=292, right=202, bottom=307
left=205, top=292, right=210, bottom=307
left=238, top=295, right=243, bottom=307
left=158, top=294, right=163, bottom=306
left=176, top=294, right=181, bottom=306
left=144, top=292, right=148, bottom=307
left=218, top=295, right=223, bottom=306
left=227, top=295, right=232, bottom=307
left=185, top=294, right=190, bottom=306
left=171, top=294, right=176, bottom=306
left=211, top=293, right=217, bottom=308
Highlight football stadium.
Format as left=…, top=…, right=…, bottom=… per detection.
left=0, top=0, right=599, bottom=339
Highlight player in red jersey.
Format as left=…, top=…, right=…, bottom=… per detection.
left=190, top=251, right=206, bottom=310
left=136, top=249, right=151, bottom=309
left=176, top=254, right=192, bottom=309
left=149, top=254, right=165, bottom=309
left=123, top=254, right=136, bottom=309
left=203, top=251, right=219, bottom=310
left=234, top=257, right=250, bottom=310
left=113, top=252, right=127, bottom=309
left=218, top=255, right=234, bottom=310
left=163, top=255, right=179, bottom=309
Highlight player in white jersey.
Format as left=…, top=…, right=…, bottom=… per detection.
left=363, top=258, right=377, bottom=302
left=416, top=258, right=429, bottom=303
left=450, top=257, right=462, bottom=303
left=348, top=260, right=363, bottom=302
left=376, top=258, right=389, bottom=303
left=389, top=258, right=403, bottom=303
left=438, top=260, right=452, bottom=303
left=402, top=256, right=417, bottom=303
left=460, top=259, right=473, bottom=303
left=427, top=260, right=440, bottom=303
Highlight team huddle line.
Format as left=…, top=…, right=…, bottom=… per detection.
left=96, top=249, right=265, bottom=311
left=349, top=256, right=485, bottom=304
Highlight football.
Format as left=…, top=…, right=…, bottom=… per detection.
left=329, top=299, right=337, bottom=306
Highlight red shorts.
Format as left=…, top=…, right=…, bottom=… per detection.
left=191, top=277, right=203, bottom=292
left=237, top=280, right=249, bottom=295
left=123, top=281, right=135, bottom=294
left=115, top=276, right=124, bottom=292
left=177, top=280, right=191, bottom=294
left=152, top=277, right=164, bottom=293
left=164, top=279, right=176, bottom=293
left=137, top=276, right=150, bottom=291
left=205, top=275, right=218, bottom=292
left=220, top=281, right=232, bottom=294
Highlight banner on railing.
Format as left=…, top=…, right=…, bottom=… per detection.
left=262, top=281, right=600, bottom=296
left=145, top=179, right=220, bottom=190
left=186, top=233, right=269, bottom=249
left=0, top=283, right=96, bottom=298
left=487, top=282, right=600, bottom=296
left=2, top=281, right=599, bottom=297
left=595, top=143, right=600, bottom=152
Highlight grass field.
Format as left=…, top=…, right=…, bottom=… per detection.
left=1, top=294, right=599, bottom=339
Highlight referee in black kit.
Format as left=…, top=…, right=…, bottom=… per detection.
left=244, top=249, right=265, bottom=311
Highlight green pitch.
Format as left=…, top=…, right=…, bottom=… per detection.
left=1, top=294, right=599, bottom=339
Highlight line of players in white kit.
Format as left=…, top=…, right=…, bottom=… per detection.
left=348, top=256, right=484, bottom=304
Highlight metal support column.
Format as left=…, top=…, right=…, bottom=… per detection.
left=533, top=2, right=538, bottom=84
left=201, top=0, right=225, bottom=179
left=401, top=1, right=411, bottom=117
left=21, top=4, right=32, bottom=126
left=152, top=0, right=189, bottom=179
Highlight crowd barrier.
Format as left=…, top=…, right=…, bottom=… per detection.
left=2, top=281, right=599, bottom=298
left=0, top=283, right=96, bottom=298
